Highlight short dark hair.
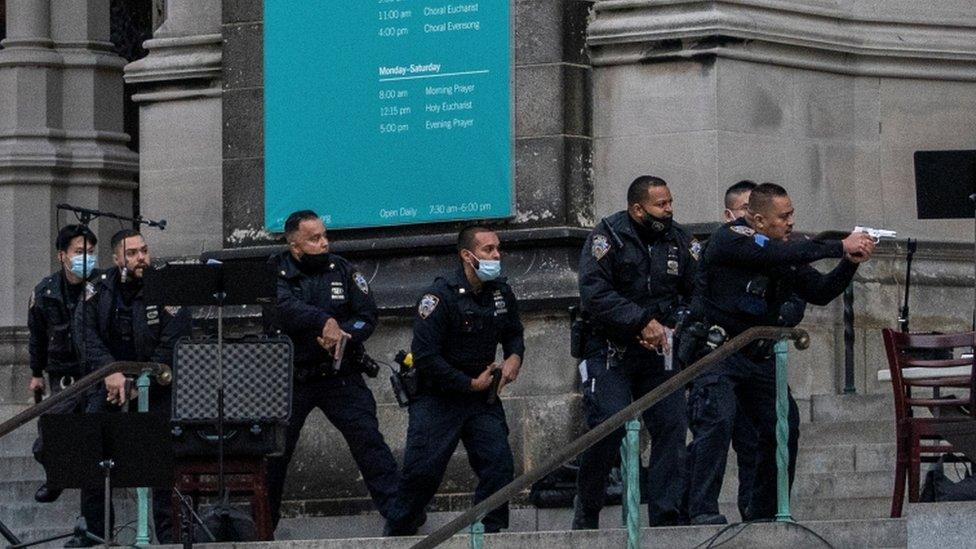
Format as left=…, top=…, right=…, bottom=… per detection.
left=56, top=224, right=96, bottom=252
left=110, top=229, right=141, bottom=251
left=284, top=210, right=320, bottom=239
left=724, top=180, right=757, bottom=208
left=457, top=225, right=494, bottom=252
left=748, top=183, right=789, bottom=215
left=627, top=175, right=668, bottom=206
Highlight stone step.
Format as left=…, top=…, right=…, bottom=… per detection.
left=811, top=394, right=894, bottom=423
left=275, top=517, right=907, bottom=548
left=799, top=420, right=894, bottom=446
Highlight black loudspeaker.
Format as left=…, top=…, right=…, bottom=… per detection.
left=172, top=337, right=293, bottom=457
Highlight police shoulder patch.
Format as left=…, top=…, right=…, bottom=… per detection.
left=729, top=225, right=755, bottom=237
left=418, top=294, right=440, bottom=319
left=28, top=291, right=35, bottom=309
left=353, top=272, right=369, bottom=294
left=591, top=234, right=611, bottom=260
left=690, top=239, right=702, bottom=261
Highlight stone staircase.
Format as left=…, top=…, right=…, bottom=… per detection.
left=0, top=351, right=954, bottom=548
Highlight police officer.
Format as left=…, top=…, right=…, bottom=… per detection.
left=574, top=175, right=698, bottom=529
left=268, top=210, right=398, bottom=531
left=27, top=225, right=100, bottom=533
left=81, top=229, right=191, bottom=543
left=686, top=183, right=874, bottom=524
left=385, top=225, right=524, bottom=536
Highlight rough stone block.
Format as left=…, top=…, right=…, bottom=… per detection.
left=222, top=87, right=263, bottom=159
left=515, top=0, right=592, bottom=66
left=515, top=63, right=590, bottom=138
left=223, top=22, right=263, bottom=90
left=222, top=0, right=262, bottom=25
left=222, top=156, right=265, bottom=245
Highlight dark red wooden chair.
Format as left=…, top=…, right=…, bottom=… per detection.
left=882, top=329, right=976, bottom=517
left=171, top=456, right=273, bottom=541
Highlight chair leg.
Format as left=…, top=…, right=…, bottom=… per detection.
left=891, top=433, right=907, bottom=518
left=908, top=438, right=922, bottom=504
left=254, top=460, right=272, bottom=540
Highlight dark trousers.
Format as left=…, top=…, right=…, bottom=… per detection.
left=386, top=393, right=514, bottom=534
left=575, top=348, right=687, bottom=526
left=266, top=373, right=399, bottom=528
left=687, top=353, right=799, bottom=520
left=731, top=409, right=759, bottom=518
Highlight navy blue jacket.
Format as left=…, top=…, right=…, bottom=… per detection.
left=578, top=211, right=698, bottom=346
left=411, top=268, right=525, bottom=394
left=271, top=251, right=377, bottom=371
left=695, top=217, right=856, bottom=338
left=79, top=267, right=192, bottom=373
left=28, top=269, right=99, bottom=377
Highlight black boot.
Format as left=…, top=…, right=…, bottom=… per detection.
left=34, top=483, right=64, bottom=503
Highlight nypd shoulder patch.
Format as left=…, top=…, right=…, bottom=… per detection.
left=28, top=291, right=35, bottom=309
left=418, top=294, right=440, bottom=319
left=353, top=272, right=370, bottom=294
left=591, top=234, right=611, bottom=260
left=690, top=239, right=702, bottom=261
left=729, top=225, right=755, bottom=237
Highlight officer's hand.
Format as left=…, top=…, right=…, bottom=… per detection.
left=638, top=319, right=669, bottom=352
left=28, top=376, right=45, bottom=395
left=104, top=372, right=127, bottom=405
left=845, top=238, right=875, bottom=264
left=470, top=367, right=494, bottom=392
left=842, top=232, right=874, bottom=258
left=499, top=355, right=522, bottom=391
left=319, top=318, right=348, bottom=351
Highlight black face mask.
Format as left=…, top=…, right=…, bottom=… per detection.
left=636, top=206, right=673, bottom=237
left=298, top=251, right=331, bottom=272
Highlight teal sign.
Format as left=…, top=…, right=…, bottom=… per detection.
left=264, top=1, right=513, bottom=231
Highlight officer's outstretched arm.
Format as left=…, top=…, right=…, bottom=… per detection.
left=340, top=270, right=378, bottom=343
left=712, top=230, right=844, bottom=271
left=793, top=260, right=858, bottom=306
left=27, top=291, right=48, bottom=377
left=579, top=234, right=653, bottom=335
left=151, top=306, right=192, bottom=366
left=411, top=291, right=475, bottom=393
left=275, top=276, right=332, bottom=333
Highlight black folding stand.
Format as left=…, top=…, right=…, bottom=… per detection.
left=143, top=262, right=275, bottom=544
left=26, top=413, right=173, bottom=548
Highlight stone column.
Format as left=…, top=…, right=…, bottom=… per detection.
left=124, top=0, right=223, bottom=258
left=0, top=0, right=137, bottom=327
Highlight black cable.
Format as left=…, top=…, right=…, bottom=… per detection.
left=692, top=519, right=835, bottom=549
left=111, top=519, right=140, bottom=548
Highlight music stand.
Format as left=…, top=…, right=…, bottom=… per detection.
left=35, top=413, right=173, bottom=547
left=142, top=262, right=276, bottom=542
left=914, top=150, right=976, bottom=329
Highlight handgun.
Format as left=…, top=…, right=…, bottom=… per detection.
left=854, top=226, right=897, bottom=243
left=486, top=369, right=503, bottom=404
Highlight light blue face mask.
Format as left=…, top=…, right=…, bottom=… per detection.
left=69, top=254, right=97, bottom=279
left=473, top=258, right=502, bottom=282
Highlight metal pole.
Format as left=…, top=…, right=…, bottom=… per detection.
left=468, top=521, right=484, bottom=549
left=620, top=419, right=641, bottom=549
left=774, top=340, right=793, bottom=522
left=135, top=373, right=152, bottom=546
left=843, top=285, right=856, bottom=394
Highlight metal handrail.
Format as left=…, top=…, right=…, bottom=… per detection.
left=412, top=326, right=810, bottom=549
left=0, top=361, right=171, bottom=440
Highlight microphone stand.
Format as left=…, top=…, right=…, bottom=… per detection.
left=898, top=239, right=917, bottom=333
left=971, top=194, right=976, bottom=331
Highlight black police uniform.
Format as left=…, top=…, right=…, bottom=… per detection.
left=80, top=267, right=192, bottom=542
left=385, top=267, right=525, bottom=535
left=686, top=217, right=856, bottom=521
left=28, top=269, right=100, bottom=514
left=269, top=250, right=398, bottom=528
left=575, top=210, right=697, bottom=527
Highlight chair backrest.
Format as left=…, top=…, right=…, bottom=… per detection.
left=881, top=329, right=976, bottom=422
